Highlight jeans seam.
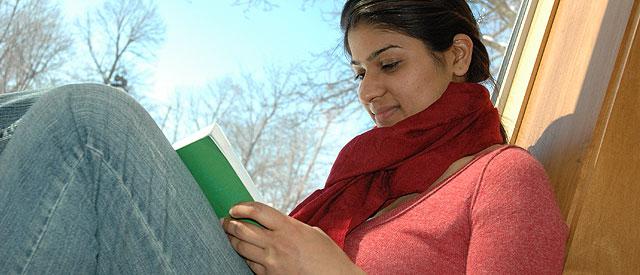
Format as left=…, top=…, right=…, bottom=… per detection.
left=20, top=146, right=88, bottom=275
left=0, top=118, right=20, bottom=142
left=86, top=144, right=177, bottom=274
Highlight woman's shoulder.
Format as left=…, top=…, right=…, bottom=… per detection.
left=469, top=145, right=559, bottom=213
left=473, top=145, right=546, bottom=178
left=423, top=145, right=544, bottom=198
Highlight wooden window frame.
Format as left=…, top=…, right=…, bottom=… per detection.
left=493, top=0, right=560, bottom=142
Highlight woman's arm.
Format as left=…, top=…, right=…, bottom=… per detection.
left=222, top=202, right=366, bottom=275
left=466, top=148, right=568, bottom=274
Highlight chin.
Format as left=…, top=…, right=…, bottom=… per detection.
left=374, top=120, right=397, bottom=128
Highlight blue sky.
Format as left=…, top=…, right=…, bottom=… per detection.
left=60, top=0, right=344, bottom=101
left=151, top=1, right=343, bottom=100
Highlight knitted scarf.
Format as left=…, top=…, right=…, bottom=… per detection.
left=289, top=82, right=504, bottom=248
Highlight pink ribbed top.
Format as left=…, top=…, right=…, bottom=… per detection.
left=344, top=146, right=568, bottom=274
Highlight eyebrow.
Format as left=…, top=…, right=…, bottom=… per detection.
left=351, top=45, right=402, bottom=65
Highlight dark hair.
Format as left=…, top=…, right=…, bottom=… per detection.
left=340, top=0, right=492, bottom=83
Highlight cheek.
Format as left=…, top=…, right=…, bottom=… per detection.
left=401, top=75, right=446, bottom=115
left=403, top=93, right=430, bottom=116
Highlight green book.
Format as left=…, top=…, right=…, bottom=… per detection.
left=173, top=123, right=262, bottom=223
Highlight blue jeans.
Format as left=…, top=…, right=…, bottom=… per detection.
left=0, top=84, right=252, bottom=274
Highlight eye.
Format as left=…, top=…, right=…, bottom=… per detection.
left=381, top=61, right=401, bottom=72
left=353, top=71, right=365, bottom=82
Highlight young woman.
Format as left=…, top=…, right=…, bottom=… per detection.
left=220, top=1, right=568, bottom=274
left=0, top=0, right=567, bottom=274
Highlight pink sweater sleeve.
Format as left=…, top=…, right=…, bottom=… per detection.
left=467, top=148, right=568, bottom=274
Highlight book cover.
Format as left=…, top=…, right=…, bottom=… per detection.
left=173, top=123, right=262, bottom=222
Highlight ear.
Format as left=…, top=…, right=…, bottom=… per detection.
left=449, top=34, right=473, bottom=80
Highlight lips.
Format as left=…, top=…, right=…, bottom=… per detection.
left=371, top=105, right=399, bottom=125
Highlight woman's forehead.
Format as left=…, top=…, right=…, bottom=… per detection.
left=348, top=26, right=420, bottom=57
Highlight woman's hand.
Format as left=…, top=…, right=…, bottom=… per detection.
left=221, top=202, right=365, bottom=275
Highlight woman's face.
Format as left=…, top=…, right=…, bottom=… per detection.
left=348, top=24, right=462, bottom=127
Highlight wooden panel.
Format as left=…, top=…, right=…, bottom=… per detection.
left=513, top=0, right=634, bottom=218
left=564, top=1, right=640, bottom=272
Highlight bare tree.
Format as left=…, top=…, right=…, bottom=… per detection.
left=263, top=110, right=337, bottom=211
left=155, top=66, right=337, bottom=212
left=0, top=0, right=72, bottom=94
left=78, top=0, right=164, bottom=93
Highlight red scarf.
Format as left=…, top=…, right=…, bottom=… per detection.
left=289, top=82, right=504, bottom=248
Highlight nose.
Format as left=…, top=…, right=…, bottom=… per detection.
left=358, top=74, right=385, bottom=103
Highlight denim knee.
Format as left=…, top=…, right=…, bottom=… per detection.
left=42, top=84, right=153, bottom=141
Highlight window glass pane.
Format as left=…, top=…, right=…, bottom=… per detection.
left=468, top=0, right=528, bottom=95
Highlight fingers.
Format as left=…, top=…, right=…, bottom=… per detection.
left=229, top=202, right=290, bottom=230
left=245, top=259, right=266, bottom=275
left=228, top=234, right=265, bottom=264
left=222, top=218, right=268, bottom=248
